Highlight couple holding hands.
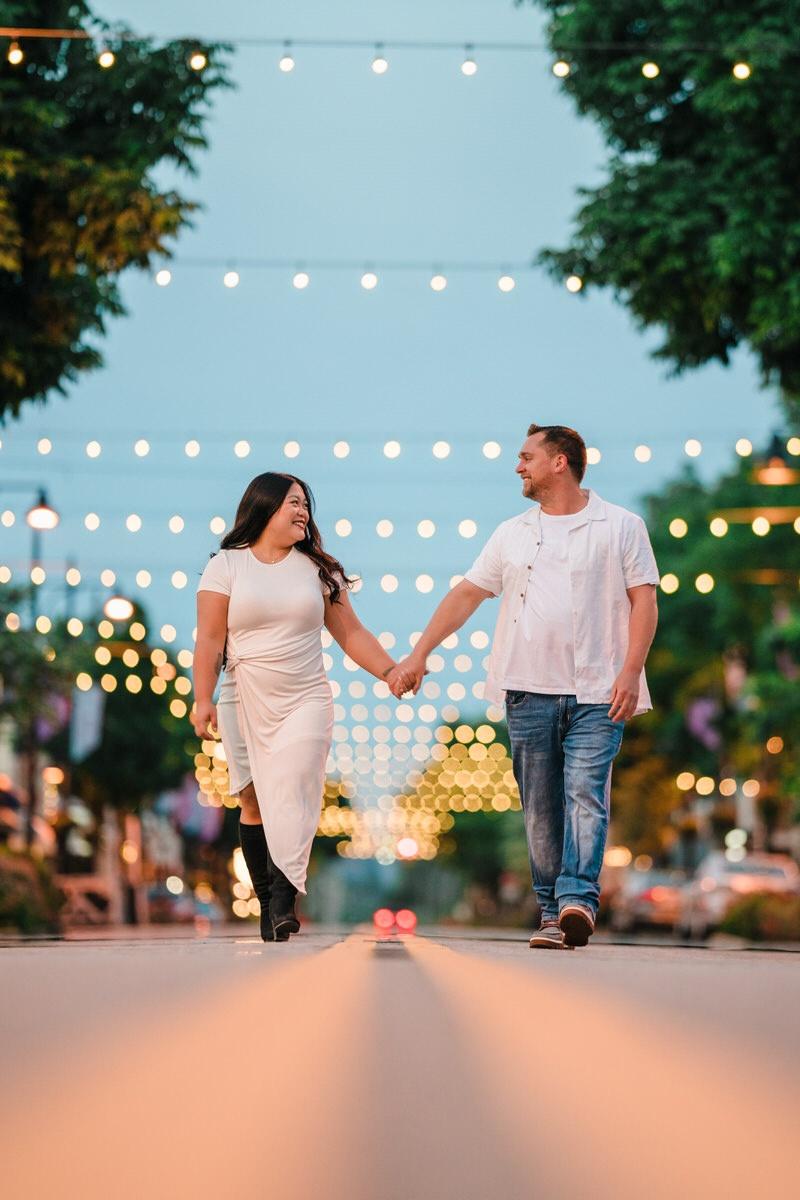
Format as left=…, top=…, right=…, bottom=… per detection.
left=193, top=423, right=659, bottom=947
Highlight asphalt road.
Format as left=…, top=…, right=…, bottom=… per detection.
left=2, top=928, right=798, bottom=1199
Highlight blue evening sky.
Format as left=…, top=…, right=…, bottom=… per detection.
left=1, top=0, right=776, bottom=649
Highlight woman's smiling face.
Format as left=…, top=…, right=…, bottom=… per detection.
left=267, top=481, right=310, bottom=543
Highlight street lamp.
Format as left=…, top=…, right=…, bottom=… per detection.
left=25, top=489, right=60, bottom=531
left=24, top=488, right=60, bottom=620
left=752, top=433, right=800, bottom=486
left=103, top=595, right=134, bottom=622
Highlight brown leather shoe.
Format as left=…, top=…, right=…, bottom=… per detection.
left=559, top=904, right=595, bottom=947
left=529, top=919, right=574, bottom=950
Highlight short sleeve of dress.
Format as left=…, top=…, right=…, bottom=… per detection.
left=197, top=551, right=231, bottom=596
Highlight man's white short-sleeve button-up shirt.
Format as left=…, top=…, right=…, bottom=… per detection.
left=464, top=490, right=660, bottom=714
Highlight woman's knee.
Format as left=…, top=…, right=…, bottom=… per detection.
left=238, top=783, right=260, bottom=821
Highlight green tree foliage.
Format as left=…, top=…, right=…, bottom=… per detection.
left=0, top=587, right=194, bottom=813
left=523, top=1, right=800, bottom=418
left=0, top=1, right=231, bottom=418
left=616, top=445, right=800, bottom=850
left=0, top=586, right=90, bottom=731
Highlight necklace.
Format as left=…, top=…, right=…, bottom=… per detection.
left=251, top=546, right=291, bottom=565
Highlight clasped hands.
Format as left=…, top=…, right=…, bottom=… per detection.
left=384, top=655, right=426, bottom=698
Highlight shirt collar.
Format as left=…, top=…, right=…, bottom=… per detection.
left=522, top=489, right=607, bottom=527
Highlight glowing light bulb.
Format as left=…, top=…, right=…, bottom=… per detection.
left=189, top=51, right=207, bottom=71
left=155, top=269, right=171, bottom=287
left=497, top=275, right=516, bottom=292
left=98, top=49, right=115, bottom=69
left=292, top=271, right=309, bottom=289
left=430, top=274, right=447, bottom=291
left=461, top=48, right=477, bottom=76
left=732, top=62, right=751, bottom=80
left=223, top=270, right=240, bottom=289
left=552, top=59, right=570, bottom=78
left=642, top=61, right=660, bottom=78
left=361, top=271, right=378, bottom=290
left=7, top=42, right=24, bottom=66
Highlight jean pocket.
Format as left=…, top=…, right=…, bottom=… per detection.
left=505, top=690, right=528, bottom=707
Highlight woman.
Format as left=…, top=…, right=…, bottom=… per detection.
left=192, top=472, right=411, bottom=942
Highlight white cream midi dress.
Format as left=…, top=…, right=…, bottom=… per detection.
left=197, top=547, right=334, bottom=893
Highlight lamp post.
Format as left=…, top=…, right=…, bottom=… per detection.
left=0, top=487, right=61, bottom=846
left=25, top=488, right=60, bottom=619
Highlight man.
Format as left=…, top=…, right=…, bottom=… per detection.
left=388, top=424, right=659, bottom=949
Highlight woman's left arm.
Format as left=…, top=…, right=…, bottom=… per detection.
left=324, top=591, right=398, bottom=681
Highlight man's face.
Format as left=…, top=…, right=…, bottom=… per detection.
left=515, top=433, right=561, bottom=498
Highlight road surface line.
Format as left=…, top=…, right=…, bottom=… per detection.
left=406, top=935, right=798, bottom=1197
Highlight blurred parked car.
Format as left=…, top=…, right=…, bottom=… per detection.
left=147, top=882, right=226, bottom=925
left=678, top=852, right=800, bottom=939
left=609, top=869, right=687, bottom=933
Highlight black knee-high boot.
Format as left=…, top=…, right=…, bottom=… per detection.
left=270, top=867, right=300, bottom=942
left=238, top=822, right=274, bottom=942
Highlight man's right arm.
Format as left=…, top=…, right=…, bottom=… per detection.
left=391, top=580, right=493, bottom=694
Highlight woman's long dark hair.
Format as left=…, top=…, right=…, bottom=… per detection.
left=219, top=472, right=354, bottom=603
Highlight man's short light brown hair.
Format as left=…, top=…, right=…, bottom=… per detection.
left=527, top=423, right=587, bottom=483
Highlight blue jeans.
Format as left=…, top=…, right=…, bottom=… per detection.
left=506, top=692, right=624, bottom=920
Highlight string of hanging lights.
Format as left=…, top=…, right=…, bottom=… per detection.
left=0, top=25, right=768, bottom=81
left=3, top=434, right=799, bottom=463
left=144, top=260, right=580, bottom=293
